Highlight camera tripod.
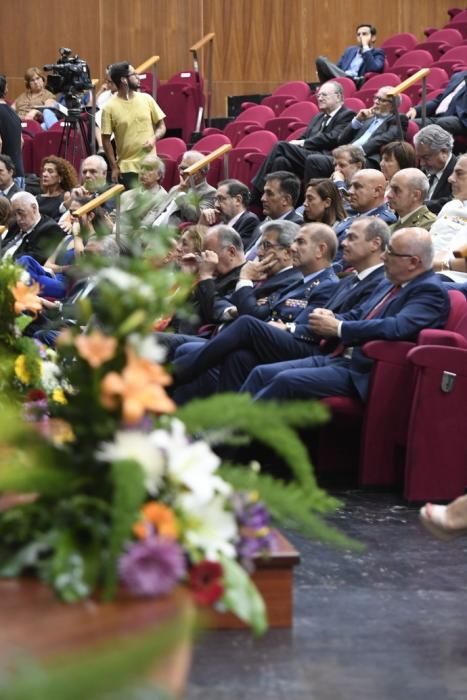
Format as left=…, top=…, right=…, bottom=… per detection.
left=57, top=108, right=92, bottom=168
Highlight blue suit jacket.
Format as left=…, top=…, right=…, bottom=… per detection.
left=333, top=205, right=397, bottom=273
left=337, top=270, right=450, bottom=399
left=337, top=46, right=385, bottom=76
left=326, top=265, right=386, bottom=313
left=416, top=70, right=467, bottom=129
left=231, top=267, right=303, bottom=320
left=269, top=267, right=339, bottom=324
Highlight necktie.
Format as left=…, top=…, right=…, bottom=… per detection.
left=320, top=116, right=330, bottom=131
left=428, top=173, right=438, bottom=198
left=328, top=285, right=401, bottom=357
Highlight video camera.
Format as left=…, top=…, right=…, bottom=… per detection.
left=43, top=47, right=92, bottom=109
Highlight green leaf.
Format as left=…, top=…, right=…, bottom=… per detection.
left=220, top=555, right=267, bottom=636
left=0, top=539, right=51, bottom=577
left=48, top=531, right=90, bottom=602
left=102, top=459, right=146, bottom=600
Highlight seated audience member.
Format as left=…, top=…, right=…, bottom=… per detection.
left=37, top=156, right=78, bottom=221
left=380, top=141, right=416, bottom=183
left=151, top=151, right=216, bottom=227
left=420, top=493, right=467, bottom=539
left=0, top=74, right=25, bottom=189
left=120, top=154, right=167, bottom=231
left=302, top=179, right=346, bottom=226
left=17, top=195, right=104, bottom=299
left=304, top=87, right=407, bottom=182
left=12, top=67, right=55, bottom=121
left=429, top=154, right=467, bottom=282
left=2, top=191, right=64, bottom=264
left=328, top=144, right=366, bottom=207
left=24, top=236, right=120, bottom=347
left=413, top=125, right=456, bottom=214
left=315, top=24, right=385, bottom=85
left=59, top=155, right=113, bottom=233
left=199, top=179, right=259, bottom=250
left=247, top=171, right=303, bottom=258
left=407, top=70, right=467, bottom=136
left=333, top=169, right=396, bottom=270
left=241, top=228, right=450, bottom=401
left=0, top=195, right=11, bottom=227
left=386, top=168, right=436, bottom=232
left=0, top=155, right=20, bottom=200
left=172, top=222, right=340, bottom=401
left=251, top=82, right=354, bottom=202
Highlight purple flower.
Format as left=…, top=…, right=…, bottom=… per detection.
left=119, top=536, right=186, bottom=597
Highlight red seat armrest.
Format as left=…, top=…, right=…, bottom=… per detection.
left=362, top=340, right=415, bottom=363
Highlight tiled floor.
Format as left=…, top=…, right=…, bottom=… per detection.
left=186, top=490, right=467, bottom=700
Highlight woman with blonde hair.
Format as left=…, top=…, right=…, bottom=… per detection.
left=12, top=67, right=56, bottom=121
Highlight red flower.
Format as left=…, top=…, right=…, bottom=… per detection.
left=189, top=561, right=224, bottom=606
left=26, top=389, right=47, bottom=402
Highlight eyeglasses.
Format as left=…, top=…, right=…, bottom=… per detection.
left=257, top=240, right=285, bottom=251
left=384, top=245, right=416, bottom=258
left=374, top=96, right=392, bottom=104
left=214, top=194, right=231, bottom=202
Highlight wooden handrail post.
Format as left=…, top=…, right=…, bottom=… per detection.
left=189, top=33, right=215, bottom=128
left=387, top=69, right=431, bottom=136
left=135, top=56, right=160, bottom=100
left=183, top=144, right=232, bottom=177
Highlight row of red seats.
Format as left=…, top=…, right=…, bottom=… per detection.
left=316, top=290, right=467, bottom=503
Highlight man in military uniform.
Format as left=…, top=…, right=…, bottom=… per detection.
left=387, top=168, right=437, bottom=233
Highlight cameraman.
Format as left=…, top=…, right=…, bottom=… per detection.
left=101, top=62, right=166, bottom=189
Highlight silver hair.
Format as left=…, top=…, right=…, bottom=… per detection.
left=11, top=191, right=38, bottom=208
left=208, top=224, right=244, bottom=253
left=260, top=219, right=300, bottom=247
left=358, top=216, right=390, bottom=250
left=413, top=124, right=454, bottom=154
left=81, top=155, right=108, bottom=175
left=325, top=81, right=344, bottom=101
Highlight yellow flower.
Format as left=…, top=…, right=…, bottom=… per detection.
left=133, top=502, right=179, bottom=540
left=52, top=387, right=67, bottom=404
left=100, top=349, right=175, bottom=424
left=75, top=331, right=118, bottom=368
left=15, top=355, right=32, bottom=384
left=11, top=281, right=42, bottom=316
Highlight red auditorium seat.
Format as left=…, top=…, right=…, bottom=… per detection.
left=227, top=130, right=277, bottom=188
left=194, top=133, right=231, bottom=187
left=354, top=73, right=401, bottom=107
left=156, top=82, right=201, bottom=142
left=222, top=106, right=276, bottom=146
left=433, top=45, right=467, bottom=73
left=31, top=130, right=87, bottom=174
left=241, top=81, right=311, bottom=115
left=414, top=28, right=464, bottom=60
left=156, top=137, right=186, bottom=190
left=404, top=67, right=449, bottom=105
left=344, top=97, right=366, bottom=112
left=404, top=308, right=467, bottom=502
left=380, top=33, right=418, bottom=66
left=316, top=290, right=467, bottom=490
left=264, top=102, right=318, bottom=140
left=391, top=50, right=433, bottom=81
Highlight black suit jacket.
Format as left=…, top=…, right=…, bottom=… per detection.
left=232, top=210, right=260, bottom=250
left=3, top=183, right=19, bottom=201
left=196, top=264, right=244, bottom=325
left=3, top=215, right=65, bottom=265
left=303, top=106, right=355, bottom=152
left=231, top=267, right=303, bottom=319
left=338, top=113, right=408, bottom=164
left=416, top=71, right=467, bottom=129
left=425, top=154, right=457, bottom=215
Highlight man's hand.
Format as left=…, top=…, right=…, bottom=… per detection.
left=355, top=107, right=374, bottom=122
left=180, top=253, right=201, bottom=275
left=110, top=163, right=120, bottom=183
left=289, top=139, right=305, bottom=147
left=198, top=208, right=220, bottom=226
left=406, top=107, right=417, bottom=120
left=198, top=250, right=219, bottom=279
left=240, top=253, right=276, bottom=281
left=308, top=308, right=340, bottom=337
left=268, top=319, right=287, bottom=331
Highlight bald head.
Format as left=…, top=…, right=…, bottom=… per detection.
left=387, top=167, right=430, bottom=217
left=382, top=226, right=433, bottom=284
left=290, top=222, right=337, bottom=274
left=348, top=169, right=387, bottom=213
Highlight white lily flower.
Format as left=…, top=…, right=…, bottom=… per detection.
left=41, top=361, right=61, bottom=392
left=177, top=493, right=237, bottom=561
left=128, top=333, right=167, bottom=363
left=97, top=268, right=152, bottom=296
left=96, top=430, right=165, bottom=495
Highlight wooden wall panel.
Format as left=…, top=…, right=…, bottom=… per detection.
left=0, top=0, right=457, bottom=118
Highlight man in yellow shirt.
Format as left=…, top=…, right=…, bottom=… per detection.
left=101, top=61, right=166, bottom=188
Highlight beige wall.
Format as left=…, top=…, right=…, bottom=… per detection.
left=1, top=0, right=454, bottom=116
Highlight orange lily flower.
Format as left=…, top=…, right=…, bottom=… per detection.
left=100, top=349, right=175, bottom=424
left=133, top=502, right=179, bottom=540
left=11, top=281, right=42, bottom=316
left=75, top=331, right=118, bottom=368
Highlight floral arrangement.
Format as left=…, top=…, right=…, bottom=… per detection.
left=0, top=229, right=355, bottom=635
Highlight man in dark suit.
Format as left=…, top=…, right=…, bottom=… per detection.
left=413, top=124, right=457, bottom=214
left=408, top=70, right=467, bottom=136
left=243, top=228, right=449, bottom=401
left=304, top=87, right=408, bottom=181
left=2, top=191, right=64, bottom=264
left=198, top=179, right=259, bottom=250
left=172, top=223, right=341, bottom=397
left=0, top=155, right=19, bottom=200
left=315, top=24, right=385, bottom=85
left=246, top=171, right=304, bottom=258
left=250, top=82, right=354, bottom=201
